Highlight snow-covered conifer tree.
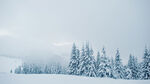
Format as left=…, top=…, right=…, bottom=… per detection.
left=141, top=47, right=150, bottom=79
left=96, top=51, right=100, bottom=69
left=78, top=45, right=85, bottom=75
left=128, top=54, right=139, bottom=79
left=68, top=43, right=79, bottom=75
left=110, top=57, right=115, bottom=78
left=114, top=49, right=124, bottom=79
left=76, top=48, right=80, bottom=75
left=78, top=43, right=96, bottom=77
left=88, top=47, right=97, bottom=77
left=97, top=47, right=111, bottom=77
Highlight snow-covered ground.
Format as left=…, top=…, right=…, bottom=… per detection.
left=0, top=73, right=150, bottom=84
left=0, top=56, right=149, bottom=84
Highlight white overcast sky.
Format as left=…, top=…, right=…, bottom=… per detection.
left=0, top=0, right=150, bottom=65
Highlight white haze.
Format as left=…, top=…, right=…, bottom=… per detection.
left=0, top=0, right=150, bottom=70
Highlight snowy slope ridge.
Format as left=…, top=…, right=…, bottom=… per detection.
left=0, top=74, right=150, bottom=84
left=0, top=56, right=22, bottom=73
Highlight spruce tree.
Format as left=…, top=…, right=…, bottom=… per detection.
left=97, top=47, right=111, bottom=77
left=110, top=57, right=115, bottom=78
left=128, top=54, right=139, bottom=79
left=141, top=47, right=150, bottom=79
left=78, top=43, right=96, bottom=77
left=68, top=43, right=79, bottom=75
left=96, top=51, right=100, bottom=69
left=78, top=45, right=85, bottom=75
left=88, top=47, right=97, bottom=77
left=76, top=48, right=80, bottom=75
left=114, top=49, right=124, bottom=79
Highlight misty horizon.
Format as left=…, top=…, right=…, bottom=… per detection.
left=0, top=0, right=150, bottom=73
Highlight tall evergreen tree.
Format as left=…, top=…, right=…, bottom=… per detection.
left=78, top=45, right=85, bottom=75
left=128, top=54, right=133, bottom=68
left=76, top=48, right=80, bottom=75
left=97, top=47, right=111, bottom=77
left=102, top=47, right=106, bottom=57
left=88, top=47, right=97, bottom=77
left=78, top=43, right=96, bottom=77
left=110, top=57, right=115, bottom=78
left=114, top=49, right=124, bottom=79
left=96, top=51, right=100, bottom=69
left=141, top=47, right=150, bottom=79
left=68, top=43, right=79, bottom=75
left=128, top=54, right=139, bottom=79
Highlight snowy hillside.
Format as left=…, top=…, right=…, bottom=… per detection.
left=0, top=56, right=22, bottom=73
left=0, top=74, right=150, bottom=84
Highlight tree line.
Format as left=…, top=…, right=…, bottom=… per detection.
left=14, top=42, right=150, bottom=80
left=68, top=43, right=150, bottom=80
left=14, top=63, right=67, bottom=74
